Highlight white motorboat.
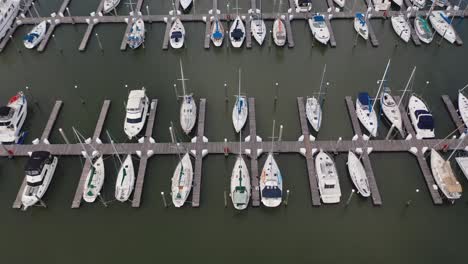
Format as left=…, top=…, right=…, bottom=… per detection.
left=354, top=13, right=369, bottom=40
left=178, top=60, right=197, bottom=134
left=0, top=0, right=20, bottom=40
left=411, top=0, right=426, bottom=8
left=83, top=156, right=105, bottom=203
left=429, top=11, right=456, bottom=44
left=124, top=88, right=149, bottom=140
left=103, top=0, right=120, bottom=14
left=230, top=155, right=251, bottom=210
left=170, top=18, right=185, bottom=49
left=315, top=151, right=341, bottom=204
left=127, top=18, right=145, bottom=49
left=356, top=92, right=378, bottom=137
left=408, top=94, right=435, bottom=139
left=210, top=18, right=224, bottom=47
left=273, top=18, right=286, bottom=47
left=251, top=18, right=266, bottom=45
left=430, top=149, right=462, bottom=200
left=455, top=156, right=468, bottom=181
left=115, top=154, right=135, bottom=202
left=347, top=151, right=371, bottom=197
left=334, top=0, right=345, bottom=8
left=260, top=153, right=283, bottom=207
left=392, top=0, right=403, bottom=6
left=381, top=90, right=404, bottom=137
left=372, top=0, right=391, bottom=11
left=21, top=151, right=58, bottom=210
left=0, top=91, right=27, bottom=144
left=309, top=14, right=330, bottom=45
left=391, top=14, right=411, bottom=43
left=179, top=0, right=192, bottom=13
left=414, top=16, right=434, bottom=44
left=232, top=69, right=248, bottom=133
left=229, top=16, right=245, bottom=48
left=171, top=153, right=193, bottom=207
left=23, top=21, right=47, bottom=49
left=295, top=0, right=312, bottom=12
left=458, top=90, right=468, bottom=127
left=306, top=97, right=322, bottom=132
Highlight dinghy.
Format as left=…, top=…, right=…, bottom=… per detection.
left=315, top=151, right=341, bottom=203
left=309, top=14, right=330, bottom=45
left=251, top=17, right=266, bottom=45
left=210, top=18, right=224, bottom=47
left=429, top=11, right=456, bottom=44
left=83, top=156, right=105, bottom=203
left=347, top=151, right=371, bottom=197
left=179, top=0, right=193, bottom=13
left=230, top=133, right=251, bottom=210
left=21, top=151, right=58, bottom=210
left=414, top=16, right=433, bottom=44
left=430, top=149, right=462, bottom=200
left=356, top=92, right=378, bottom=137
left=410, top=0, right=426, bottom=8
left=306, top=97, right=322, bottom=132
left=232, top=70, right=248, bottom=133
left=354, top=13, right=369, bottom=40
left=127, top=18, right=145, bottom=49
left=115, top=154, right=135, bottom=202
left=23, top=21, right=47, bottom=49
left=458, top=90, right=468, bottom=127
left=124, top=88, right=149, bottom=140
left=408, top=94, right=435, bottom=139
left=273, top=18, right=287, bottom=47
left=103, top=0, right=120, bottom=14
left=171, top=153, right=193, bottom=207
left=381, top=90, right=404, bottom=137
left=230, top=16, right=245, bottom=48
left=295, top=0, right=312, bottom=12
left=170, top=18, right=185, bottom=49
left=0, top=91, right=27, bottom=144
left=178, top=60, right=197, bottom=134
left=334, top=0, right=345, bottom=8
left=260, top=153, right=283, bottom=207
left=391, top=14, right=411, bottom=43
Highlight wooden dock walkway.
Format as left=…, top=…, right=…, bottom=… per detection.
left=71, top=100, right=111, bottom=208
left=37, top=0, right=72, bottom=52
left=79, top=0, right=106, bottom=51
left=162, top=20, right=172, bottom=50
left=191, top=99, right=206, bottom=207
left=324, top=16, right=337, bottom=48
left=132, top=99, right=158, bottom=207
left=248, top=98, right=260, bottom=207
left=297, top=97, right=321, bottom=206
left=284, top=17, right=295, bottom=48
left=441, top=95, right=465, bottom=134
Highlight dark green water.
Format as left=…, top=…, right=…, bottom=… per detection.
left=0, top=1, right=467, bottom=263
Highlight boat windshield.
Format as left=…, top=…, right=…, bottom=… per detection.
left=0, top=121, right=11, bottom=126
left=25, top=168, right=41, bottom=176
left=127, top=115, right=143, bottom=124
left=324, top=183, right=335, bottom=189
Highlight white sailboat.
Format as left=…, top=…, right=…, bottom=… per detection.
left=23, top=21, right=47, bottom=49
left=411, top=0, right=426, bottom=8
left=260, top=121, right=283, bottom=207
left=83, top=156, right=105, bottom=203
left=178, top=60, right=197, bottom=134
left=457, top=84, right=468, bottom=128
left=315, top=151, right=341, bottom=203
left=21, top=151, right=58, bottom=210
left=232, top=69, right=248, bottom=133
left=356, top=92, right=378, bottom=137
left=306, top=64, right=326, bottom=132
left=380, top=61, right=405, bottom=137
left=354, top=13, right=369, bottom=40
left=103, top=0, right=121, bottom=14
left=179, top=0, right=193, bottom=13
left=210, top=18, right=224, bottom=47
left=309, top=14, right=330, bottom=45
left=347, top=151, right=371, bottom=197
left=251, top=0, right=266, bottom=46
left=127, top=18, right=145, bottom=49
left=124, top=88, right=150, bottom=140
left=0, top=0, right=20, bottom=40
left=170, top=18, right=185, bottom=49
left=295, top=0, right=312, bottom=12
left=0, top=91, right=27, bottom=144
left=430, top=149, right=462, bottom=200
left=391, top=14, right=411, bottom=43
left=171, top=152, right=193, bottom=207
left=334, top=0, right=345, bottom=8
left=414, top=16, right=434, bottom=44
left=273, top=18, right=287, bottom=47
left=230, top=16, right=245, bottom=48
left=429, top=11, right=456, bottom=44
left=230, top=131, right=251, bottom=210
left=408, top=94, right=435, bottom=139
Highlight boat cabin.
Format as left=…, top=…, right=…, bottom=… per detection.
left=313, top=15, right=326, bottom=28
left=231, top=21, right=244, bottom=41
left=24, top=151, right=53, bottom=186
left=262, top=185, right=282, bottom=198
left=171, top=31, right=183, bottom=43
left=358, top=92, right=371, bottom=110
left=0, top=106, right=14, bottom=127
left=415, top=110, right=434, bottom=130
left=126, top=91, right=146, bottom=123
left=232, top=186, right=248, bottom=206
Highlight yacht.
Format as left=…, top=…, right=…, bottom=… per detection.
left=458, top=90, right=468, bottom=127
left=124, top=88, right=150, bottom=140
left=0, top=91, right=27, bottom=144
left=170, top=18, right=185, bottom=49
left=230, top=155, right=251, bottom=210
left=273, top=18, right=286, bottom=47
left=115, top=154, right=135, bottom=202
left=381, top=90, right=404, bottom=137
left=309, top=14, right=330, bottom=45
left=210, top=18, right=224, bottom=47
left=391, top=14, right=411, bottom=43
left=347, top=151, right=371, bottom=197
left=127, top=18, right=145, bottom=49
left=354, top=13, right=369, bottom=40
left=429, top=11, right=456, bottom=44
left=171, top=153, right=193, bottom=207
left=229, top=16, right=245, bottom=48
left=83, top=156, right=105, bottom=203
left=103, top=0, right=120, bottom=14
left=23, top=21, right=47, bottom=49
left=0, top=0, right=20, bottom=40
left=430, top=149, right=462, bottom=201
left=315, top=151, right=341, bottom=203
left=232, top=95, right=248, bottom=133
left=306, top=97, right=322, bottom=132
left=408, top=94, right=435, bottom=139
left=179, top=0, right=192, bottom=13
left=356, top=92, right=378, bottom=137
left=251, top=17, right=266, bottom=45
left=178, top=61, right=197, bottom=134
left=21, top=151, right=58, bottom=210
left=260, top=153, right=283, bottom=207
left=414, top=16, right=433, bottom=44
left=295, top=0, right=312, bottom=12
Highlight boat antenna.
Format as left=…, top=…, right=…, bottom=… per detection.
left=459, top=83, right=468, bottom=93
left=372, top=59, right=391, bottom=112
left=178, top=59, right=189, bottom=98
left=397, top=66, right=416, bottom=107
left=106, top=130, right=122, bottom=165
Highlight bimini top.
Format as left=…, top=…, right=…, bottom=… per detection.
left=262, top=186, right=282, bottom=198
left=171, top=31, right=183, bottom=39
left=313, top=15, right=325, bottom=22
left=24, top=151, right=51, bottom=174
left=24, top=33, right=39, bottom=43
left=417, top=115, right=434, bottom=130
left=358, top=92, right=370, bottom=106
left=0, top=106, right=13, bottom=119
left=231, top=28, right=244, bottom=40
left=356, top=13, right=366, bottom=26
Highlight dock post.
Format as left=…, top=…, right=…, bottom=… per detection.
left=9, top=35, right=21, bottom=54
left=224, top=138, right=228, bottom=156
left=278, top=125, right=283, bottom=141
left=353, top=31, right=359, bottom=47
left=174, top=84, right=179, bottom=99
left=25, top=86, right=38, bottom=105
left=161, top=192, right=168, bottom=207
left=59, top=128, right=71, bottom=144
left=224, top=82, right=228, bottom=102
left=74, top=85, right=85, bottom=104
left=146, top=6, right=151, bottom=23
left=169, top=125, right=176, bottom=143
left=406, top=189, right=420, bottom=206
left=0, top=143, right=13, bottom=159
left=51, top=34, right=62, bottom=53
left=334, top=137, right=342, bottom=155
left=274, top=82, right=279, bottom=108
left=224, top=190, right=227, bottom=207
left=269, top=30, right=272, bottom=48
left=66, top=7, right=74, bottom=24
left=345, top=189, right=355, bottom=206
left=385, top=124, right=395, bottom=140
left=95, top=33, right=103, bottom=51
left=283, top=189, right=290, bottom=206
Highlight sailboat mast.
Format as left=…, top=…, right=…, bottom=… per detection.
left=397, top=66, right=416, bottom=107
left=179, top=59, right=187, bottom=97
left=106, top=130, right=122, bottom=164
left=447, top=135, right=466, bottom=162
left=459, top=84, right=468, bottom=93
left=426, top=1, right=436, bottom=20
left=238, top=68, right=242, bottom=98
left=371, top=59, right=391, bottom=111
left=317, top=64, right=327, bottom=102
left=270, top=120, right=276, bottom=153
left=73, top=127, right=93, bottom=165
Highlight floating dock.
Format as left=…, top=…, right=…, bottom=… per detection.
left=191, top=99, right=207, bottom=208
left=247, top=98, right=260, bottom=207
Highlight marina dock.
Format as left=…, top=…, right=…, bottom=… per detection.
left=247, top=98, right=260, bottom=207
left=441, top=95, right=466, bottom=134
left=191, top=99, right=207, bottom=208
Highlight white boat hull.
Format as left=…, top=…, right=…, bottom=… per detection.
left=251, top=19, right=266, bottom=45
left=308, top=16, right=330, bottom=45
left=229, top=16, right=245, bottom=48
left=179, top=0, right=193, bottom=12
left=381, top=92, right=404, bottom=137
left=347, top=151, right=371, bottom=197
left=391, top=15, right=411, bottom=43
left=115, top=154, right=135, bottom=202
left=23, top=21, right=47, bottom=49
left=458, top=92, right=468, bottom=128
left=273, top=19, right=286, bottom=47
left=124, top=89, right=149, bottom=139
left=430, top=149, right=462, bottom=200
left=356, top=97, right=378, bottom=137
left=180, top=95, right=197, bottom=134
left=260, top=153, right=283, bottom=207
left=127, top=18, right=145, bottom=49
left=0, top=91, right=28, bottom=144
left=170, top=18, right=185, bottom=49
left=306, top=97, right=322, bottom=132
left=230, top=156, right=251, bottom=210
left=83, top=156, right=105, bottom=203
left=408, top=95, right=435, bottom=139
left=414, top=16, right=434, bottom=44
left=0, top=0, right=20, bottom=41
left=103, top=0, right=121, bottom=14
left=315, top=151, right=341, bottom=203
left=21, top=156, right=58, bottom=209
left=334, top=0, right=345, bottom=8
left=210, top=19, right=224, bottom=47
left=171, top=153, right=193, bottom=207
left=429, top=11, right=456, bottom=44
left=232, top=96, right=248, bottom=133
left=354, top=15, right=369, bottom=40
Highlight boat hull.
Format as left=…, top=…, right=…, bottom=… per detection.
left=356, top=97, right=378, bottom=137
left=315, top=151, right=341, bottom=203
left=381, top=92, right=404, bottom=137
left=21, top=156, right=58, bottom=209
left=229, top=16, right=245, bottom=48
left=115, top=154, right=135, bottom=202
left=347, top=151, right=371, bottom=197
left=458, top=92, right=468, bottom=128
left=127, top=18, right=145, bottom=49
left=232, top=96, right=248, bottom=133
left=391, top=15, right=411, bottom=43
left=408, top=95, right=435, bottom=139
left=23, top=21, right=47, bottom=49
left=83, top=156, right=105, bottom=203
left=430, top=149, right=462, bottom=200
left=429, top=11, right=456, bottom=44
left=230, top=156, right=251, bottom=210
left=170, top=18, right=185, bottom=49
left=251, top=19, right=266, bottom=45
left=180, top=95, right=197, bottom=134
left=260, top=153, right=283, bottom=207
left=354, top=15, right=369, bottom=40
left=308, top=16, right=330, bottom=45
left=171, top=153, right=193, bottom=207
left=103, top=0, right=121, bottom=14
left=306, top=97, right=322, bottom=132
left=273, top=19, right=286, bottom=47
left=210, top=19, right=224, bottom=47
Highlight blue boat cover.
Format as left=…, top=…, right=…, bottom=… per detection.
left=212, top=21, right=223, bottom=39
left=358, top=92, right=370, bottom=106
left=262, top=186, right=282, bottom=198
left=171, top=31, right=183, bottom=39
left=356, top=13, right=366, bottom=26
left=415, top=109, right=430, bottom=118
left=231, top=28, right=244, bottom=40
left=237, top=99, right=243, bottom=114
left=439, top=12, right=451, bottom=24
left=417, top=115, right=434, bottom=130
left=314, top=15, right=325, bottom=22
left=23, top=33, right=39, bottom=42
